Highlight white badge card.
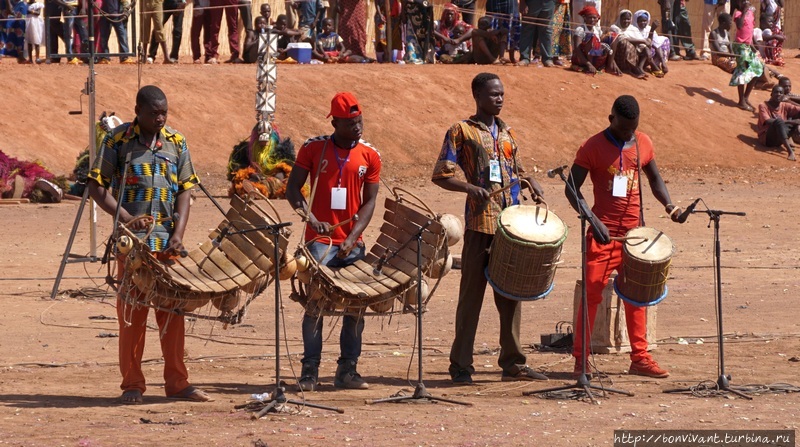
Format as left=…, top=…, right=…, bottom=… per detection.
left=489, top=160, right=502, bottom=183
left=331, top=187, right=347, bottom=210
left=612, top=175, right=628, bottom=198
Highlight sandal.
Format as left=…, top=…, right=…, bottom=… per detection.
left=119, top=389, right=143, bottom=405
left=651, top=69, right=665, bottom=78
left=168, top=386, right=213, bottom=402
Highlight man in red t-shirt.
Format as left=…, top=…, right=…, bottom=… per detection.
left=286, top=92, right=381, bottom=391
left=565, top=95, right=685, bottom=379
left=758, top=84, right=800, bottom=161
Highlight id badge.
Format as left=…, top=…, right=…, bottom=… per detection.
left=489, top=160, right=502, bottom=183
left=331, top=187, right=347, bottom=210
left=612, top=175, right=628, bottom=198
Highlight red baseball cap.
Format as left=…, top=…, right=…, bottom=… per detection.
left=327, top=92, right=362, bottom=119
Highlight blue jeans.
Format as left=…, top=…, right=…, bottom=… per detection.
left=100, top=16, right=130, bottom=60
left=63, top=6, right=88, bottom=57
left=301, top=241, right=366, bottom=367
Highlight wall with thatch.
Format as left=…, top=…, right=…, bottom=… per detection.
left=103, top=0, right=796, bottom=60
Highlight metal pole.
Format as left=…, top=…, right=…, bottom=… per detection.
left=88, top=5, right=98, bottom=258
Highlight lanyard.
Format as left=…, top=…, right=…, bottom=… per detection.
left=489, top=120, right=500, bottom=160
left=604, top=129, right=626, bottom=172
left=331, top=136, right=351, bottom=187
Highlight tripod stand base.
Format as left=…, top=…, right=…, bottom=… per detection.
left=523, top=373, right=634, bottom=403
left=251, top=386, right=344, bottom=419
left=663, top=374, right=753, bottom=400
left=369, top=383, right=472, bottom=406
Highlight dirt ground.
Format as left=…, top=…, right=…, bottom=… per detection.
left=2, top=58, right=800, bottom=446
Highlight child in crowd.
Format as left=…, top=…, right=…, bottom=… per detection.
left=485, top=0, right=520, bottom=64
left=260, top=3, right=271, bottom=24
left=243, top=16, right=269, bottom=63
left=313, top=17, right=374, bottom=63
left=273, top=14, right=303, bottom=60
left=730, top=0, right=763, bottom=111
left=439, top=23, right=470, bottom=60
left=759, top=14, right=784, bottom=66
left=440, top=16, right=502, bottom=64
left=570, top=6, right=619, bottom=75
left=25, top=0, right=44, bottom=64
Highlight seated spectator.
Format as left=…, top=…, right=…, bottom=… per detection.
left=632, top=10, right=670, bottom=77
left=243, top=16, right=269, bottom=63
left=273, top=14, right=303, bottom=60
left=434, top=3, right=469, bottom=57
left=610, top=9, right=650, bottom=79
left=440, top=16, right=502, bottom=64
left=710, top=12, right=737, bottom=73
left=778, top=77, right=800, bottom=106
left=757, top=85, right=800, bottom=161
left=313, top=17, right=375, bottom=62
left=570, top=6, right=619, bottom=75
left=439, top=23, right=470, bottom=60
left=760, top=14, right=784, bottom=66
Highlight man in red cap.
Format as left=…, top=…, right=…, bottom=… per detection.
left=286, top=92, right=381, bottom=391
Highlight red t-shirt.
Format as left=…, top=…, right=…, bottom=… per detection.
left=295, top=136, right=382, bottom=244
left=574, top=130, right=655, bottom=237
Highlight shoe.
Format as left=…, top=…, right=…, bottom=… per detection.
left=96, top=58, right=111, bottom=65
left=501, top=365, right=548, bottom=381
left=68, top=57, right=81, bottom=65
left=120, top=58, right=136, bottom=65
left=551, top=58, right=564, bottom=66
left=684, top=52, right=700, bottom=61
left=206, top=57, right=219, bottom=64
left=451, top=368, right=473, bottom=385
left=169, top=58, right=179, bottom=64
left=193, top=58, right=203, bottom=64
left=628, top=357, right=670, bottom=378
left=297, top=363, right=318, bottom=392
left=542, top=59, right=555, bottom=67
left=146, top=57, right=154, bottom=64
left=699, top=54, right=710, bottom=61
left=669, top=54, right=682, bottom=61
left=225, top=57, right=244, bottom=64
left=334, top=360, right=369, bottom=389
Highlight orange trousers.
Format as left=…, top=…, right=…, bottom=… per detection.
left=117, top=255, right=189, bottom=396
left=572, top=233, right=651, bottom=363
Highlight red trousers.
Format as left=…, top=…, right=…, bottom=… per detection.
left=117, top=256, right=189, bottom=396
left=206, top=0, right=240, bottom=59
left=572, top=233, right=651, bottom=362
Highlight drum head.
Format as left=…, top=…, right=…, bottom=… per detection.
left=623, top=227, right=674, bottom=262
left=498, top=205, right=566, bottom=244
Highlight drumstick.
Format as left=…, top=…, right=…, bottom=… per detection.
left=610, top=236, right=649, bottom=243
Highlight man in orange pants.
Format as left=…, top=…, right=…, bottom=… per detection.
left=565, top=95, right=685, bottom=379
left=89, top=85, right=211, bottom=404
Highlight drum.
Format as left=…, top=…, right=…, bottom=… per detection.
left=614, top=227, right=675, bottom=307
left=485, top=204, right=568, bottom=300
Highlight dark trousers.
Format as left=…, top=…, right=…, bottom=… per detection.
left=673, top=0, right=696, bottom=56
left=148, top=0, right=184, bottom=59
left=448, top=230, right=526, bottom=377
left=46, top=1, right=63, bottom=61
left=765, top=118, right=799, bottom=147
left=451, top=0, right=475, bottom=27
left=239, top=0, right=252, bottom=32
left=100, top=17, right=131, bottom=60
left=191, top=11, right=210, bottom=60
left=519, top=0, right=555, bottom=62
left=659, top=2, right=677, bottom=57
left=207, top=0, right=239, bottom=59
left=301, top=242, right=366, bottom=367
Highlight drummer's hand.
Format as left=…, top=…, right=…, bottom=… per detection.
left=591, top=221, right=612, bottom=245
left=525, top=176, right=544, bottom=203
left=466, top=184, right=490, bottom=203
left=310, top=216, right=332, bottom=235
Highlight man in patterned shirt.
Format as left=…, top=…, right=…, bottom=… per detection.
left=88, top=85, right=210, bottom=404
left=432, top=73, right=548, bottom=385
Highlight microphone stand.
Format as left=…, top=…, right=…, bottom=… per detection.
left=524, top=169, right=632, bottom=403
left=369, top=222, right=471, bottom=406
left=230, top=221, right=344, bottom=417
left=664, top=206, right=751, bottom=399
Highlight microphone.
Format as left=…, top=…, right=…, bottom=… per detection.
left=212, top=225, right=230, bottom=248
left=373, top=251, right=390, bottom=276
left=677, top=198, right=702, bottom=223
left=547, top=165, right=569, bottom=179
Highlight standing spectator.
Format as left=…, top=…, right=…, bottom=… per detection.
left=147, top=0, right=186, bottom=64
left=45, top=0, right=63, bottom=62
left=191, top=0, right=210, bottom=63
left=315, top=0, right=327, bottom=34
left=26, top=0, right=45, bottom=63
left=140, top=0, right=169, bottom=63
left=451, top=0, right=474, bottom=27
left=207, top=0, right=240, bottom=63
left=374, top=0, right=401, bottom=62
left=146, top=0, right=184, bottom=63
left=549, top=0, right=570, bottom=65
left=729, top=0, right=762, bottom=111
left=518, top=0, right=555, bottom=66
left=97, top=0, right=133, bottom=64
left=486, top=0, right=521, bottom=64
left=656, top=0, right=678, bottom=60
left=672, top=0, right=698, bottom=60
left=294, top=0, right=321, bottom=40
left=62, top=0, right=88, bottom=63
left=402, top=0, right=434, bottom=63
left=2, top=0, right=27, bottom=62
left=238, top=0, right=251, bottom=34
left=701, top=0, right=729, bottom=60
left=337, top=0, right=366, bottom=56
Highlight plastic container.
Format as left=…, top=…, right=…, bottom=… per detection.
left=287, top=42, right=312, bottom=64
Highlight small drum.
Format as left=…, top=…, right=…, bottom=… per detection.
left=614, top=227, right=675, bottom=307
left=485, top=204, right=568, bottom=300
